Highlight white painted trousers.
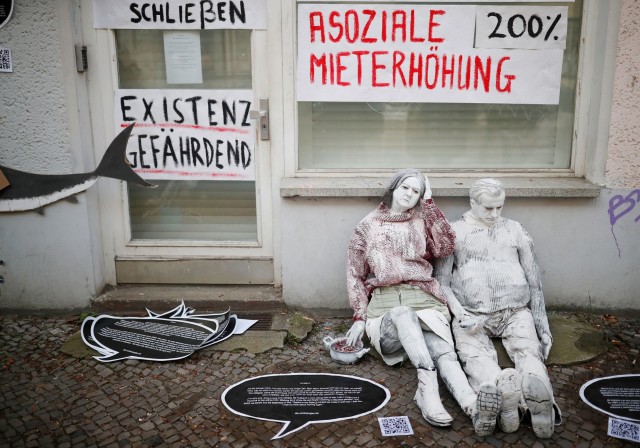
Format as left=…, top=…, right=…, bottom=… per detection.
left=452, top=307, right=560, bottom=420
left=364, top=286, right=477, bottom=414
left=452, top=308, right=546, bottom=386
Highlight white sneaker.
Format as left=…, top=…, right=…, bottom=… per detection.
left=473, top=382, right=501, bottom=436
left=496, top=368, right=522, bottom=433
left=522, top=373, right=554, bottom=439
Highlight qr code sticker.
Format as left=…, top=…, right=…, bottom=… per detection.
left=0, top=47, right=12, bottom=72
left=378, top=416, right=413, bottom=436
left=608, top=417, right=640, bottom=443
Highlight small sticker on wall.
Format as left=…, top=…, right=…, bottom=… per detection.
left=0, top=47, right=12, bottom=72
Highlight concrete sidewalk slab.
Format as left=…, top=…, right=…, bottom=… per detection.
left=209, top=330, right=288, bottom=354
left=495, top=312, right=610, bottom=367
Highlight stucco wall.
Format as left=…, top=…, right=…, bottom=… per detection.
left=0, top=1, right=99, bottom=310
left=605, top=0, right=640, bottom=188
left=0, top=2, right=72, bottom=174
left=0, top=199, right=100, bottom=309
left=282, top=193, right=640, bottom=315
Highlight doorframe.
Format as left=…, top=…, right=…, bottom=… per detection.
left=80, top=0, right=283, bottom=286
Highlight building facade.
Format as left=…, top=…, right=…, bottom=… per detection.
left=0, top=0, right=638, bottom=312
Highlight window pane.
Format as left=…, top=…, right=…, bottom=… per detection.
left=115, top=30, right=257, bottom=242
left=116, top=29, right=252, bottom=89
left=297, top=1, right=581, bottom=170
left=128, top=180, right=257, bottom=241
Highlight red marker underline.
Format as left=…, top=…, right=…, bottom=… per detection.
left=120, top=122, right=250, bottom=135
left=135, top=169, right=249, bottom=179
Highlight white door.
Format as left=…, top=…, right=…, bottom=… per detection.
left=84, top=6, right=275, bottom=285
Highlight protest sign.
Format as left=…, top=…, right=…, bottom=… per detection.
left=114, top=89, right=255, bottom=181
left=81, top=302, right=255, bottom=362
left=93, top=0, right=267, bottom=30
left=296, top=4, right=567, bottom=104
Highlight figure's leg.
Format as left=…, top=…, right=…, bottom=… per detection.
left=452, top=318, right=502, bottom=390
left=501, top=309, right=558, bottom=439
left=452, top=316, right=503, bottom=436
left=495, top=368, right=522, bottom=433
left=423, top=331, right=477, bottom=418
left=475, top=382, right=502, bottom=437
left=380, top=306, right=452, bottom=426
left=423, top=329, right=502, bottom=437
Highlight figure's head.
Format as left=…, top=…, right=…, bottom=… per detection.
left=382, top=169, right=427, bottom=213
left=469, top=178, right=506, bottom=226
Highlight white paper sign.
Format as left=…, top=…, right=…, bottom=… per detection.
left=93, top=0, right=267, bottom=30
left=475, top=6, right=568, bottom=49
left=114, top=89, right=255, bottom=181
left=296, top=4, right=566, bottom=104
left=164, top=31, right=203, bottom=84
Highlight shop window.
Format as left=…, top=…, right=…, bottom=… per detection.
left=297, top=1, right=582, bottom=171
left=115, top=30, right=258, bottom=242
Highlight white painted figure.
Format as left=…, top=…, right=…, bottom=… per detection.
left=345, top=169, right=499, bottom=434
left=435, top=178, right=561, bottom=438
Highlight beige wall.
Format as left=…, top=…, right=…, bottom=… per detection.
left=606, top=0, right=640, bottom=188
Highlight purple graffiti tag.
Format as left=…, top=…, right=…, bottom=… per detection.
left=608, top=189, right=640, bottom=226
left=608, top=189, right=640, bottom=258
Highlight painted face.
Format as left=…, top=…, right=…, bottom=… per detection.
left=470, top=192, right=506, bottom=226
left=391, top=176, right=422, bottom=213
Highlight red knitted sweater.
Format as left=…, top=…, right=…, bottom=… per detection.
left=346, top=199, right=456, bottom=321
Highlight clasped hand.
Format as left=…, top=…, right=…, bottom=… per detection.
left=458, top=314, right=483, bottom=334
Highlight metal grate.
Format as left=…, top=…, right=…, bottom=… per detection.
left=236, top=313, right=273, bottom=331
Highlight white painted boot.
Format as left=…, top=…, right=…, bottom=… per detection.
left=496, top=368, right=522, bottom=433
left=414, top=369, right=453, bottom=427
left=522, top=373, right=554, bottom=438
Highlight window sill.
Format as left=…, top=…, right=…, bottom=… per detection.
left=280, top=177, right=601, bottom=198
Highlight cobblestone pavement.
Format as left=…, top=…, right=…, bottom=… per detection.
left=0, top=311, right=638, bottom=447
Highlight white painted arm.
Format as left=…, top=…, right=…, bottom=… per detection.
left=433, top=254, right=471, bottom=321
left=540, top=333, right=552, bottom=360
left=517, top=224, right=552, bottom=344
left=346, top=224, right=371, bottom=322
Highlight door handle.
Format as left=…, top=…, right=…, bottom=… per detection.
left=249, top=98, right=270, bottom=141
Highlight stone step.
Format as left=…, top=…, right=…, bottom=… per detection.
left=91, top=284, right=286, bottom=315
